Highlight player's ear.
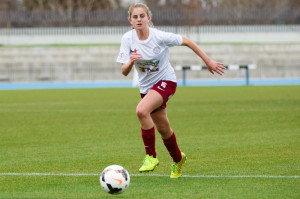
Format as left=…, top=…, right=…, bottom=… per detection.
left=129, top=18, right=134, bottom=29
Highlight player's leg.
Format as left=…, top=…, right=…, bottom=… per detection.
left=150, top=107, right=172, bottom=139
left=136, top=89, right=162, bottom=172
left=136, top=89, right=163, bottom=130
left=151, top=108, right=181, bottom=161
left=151, top=107, right=187, bottom=178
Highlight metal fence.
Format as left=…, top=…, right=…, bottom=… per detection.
left=0, top=7, right=299, bottom=28
left=0, top=25, right=299, bottom=37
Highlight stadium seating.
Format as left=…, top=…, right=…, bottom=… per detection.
left=0, top=44, right=299, bottom=82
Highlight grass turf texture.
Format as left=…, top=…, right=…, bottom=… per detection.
left=0, top=86, right=299, bottom=198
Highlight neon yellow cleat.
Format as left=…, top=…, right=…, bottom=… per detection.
left=139, top=155, right=159, bottom=172
left=170, top=152, right=187, bottom=178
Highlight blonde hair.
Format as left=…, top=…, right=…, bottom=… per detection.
left=128, top=3, right=154, bottom=28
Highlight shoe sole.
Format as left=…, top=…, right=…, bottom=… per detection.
left=139, top=163, right=159, bottom=173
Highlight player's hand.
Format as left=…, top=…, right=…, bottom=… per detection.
left=130, top=49, right=142, bottom=64
left=206, top=60, right=225, bottom=76
left=130, top=52, right=142, bottom=64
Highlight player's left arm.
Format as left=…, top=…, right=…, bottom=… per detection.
left=181, top=36, right=225, bottom=76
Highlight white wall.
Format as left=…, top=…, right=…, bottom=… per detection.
left=0, top=25, right=299, bottom=45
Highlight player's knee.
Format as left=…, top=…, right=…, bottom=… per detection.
left=136, top=106, right=148, bottom=119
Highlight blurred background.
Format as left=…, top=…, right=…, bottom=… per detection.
left=0, top=0, right=299, bottom=86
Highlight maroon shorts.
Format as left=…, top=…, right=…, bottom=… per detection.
left=140, top=80, right=177, bottom=110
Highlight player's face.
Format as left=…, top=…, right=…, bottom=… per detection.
left=129, top=7, right=150, bottom=30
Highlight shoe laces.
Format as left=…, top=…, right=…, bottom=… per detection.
left=171, top=163, right=181, bottom=173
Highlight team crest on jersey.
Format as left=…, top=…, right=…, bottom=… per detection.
left=153, top=46, right=161, bottom=54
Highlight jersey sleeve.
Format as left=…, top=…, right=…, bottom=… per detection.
left=161, top=31, right=183, bottom=47
left=116, top=34, right=131, bottom=64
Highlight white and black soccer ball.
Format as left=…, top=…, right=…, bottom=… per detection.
left=100, top=165, right=130, bottom=194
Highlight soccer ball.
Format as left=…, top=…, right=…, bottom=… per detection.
left=99, top=165, right=130, bottom=194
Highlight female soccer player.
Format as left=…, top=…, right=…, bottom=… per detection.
left=116, top=3, right=225, bottom=178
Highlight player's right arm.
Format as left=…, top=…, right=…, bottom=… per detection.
left=121, top=52, right=142, bottom=76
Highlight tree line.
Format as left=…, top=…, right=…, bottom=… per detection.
left=0, top=0, right=298, bottom=27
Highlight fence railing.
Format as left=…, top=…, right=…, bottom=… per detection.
left=175, top=64, right=257, bottom=86
left=0, top=25, right=299, bottom=36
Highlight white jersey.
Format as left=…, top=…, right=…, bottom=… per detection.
left=116, top=28, right=183, bottom=94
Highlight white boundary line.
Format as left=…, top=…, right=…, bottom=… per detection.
left=0, top=173, right=299, bottom=178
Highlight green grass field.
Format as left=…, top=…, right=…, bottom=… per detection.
left=0, top=86, right=299, bottom=198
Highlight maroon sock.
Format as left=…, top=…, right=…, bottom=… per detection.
left=163, top=132, right=182, bottom=163
left=141, top=127, right=156, bottom=158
